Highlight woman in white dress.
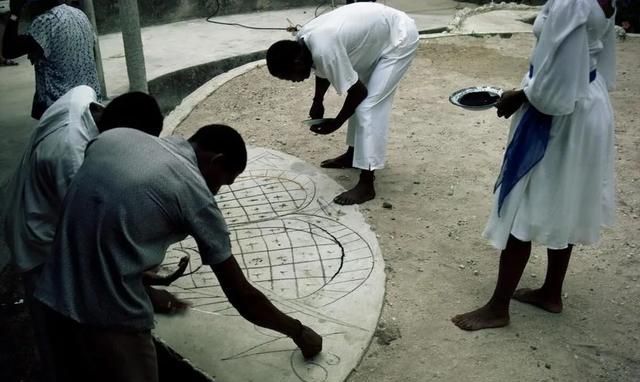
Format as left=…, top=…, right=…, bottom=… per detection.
left=452, top=0, right=617, bottom=331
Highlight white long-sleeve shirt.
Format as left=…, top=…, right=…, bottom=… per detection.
left=3, top=85, right=98, bottom=272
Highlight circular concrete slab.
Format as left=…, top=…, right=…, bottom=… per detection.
left=154, top=147, right=384, bottom=382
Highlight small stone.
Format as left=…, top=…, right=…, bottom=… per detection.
left=545, top=363, right=551, bottom=369
left=531, top=273, right=537, bottom=278
left=458, top=264, right=466, bottom=270
left=383, top=202, right=393, bottom=209
left=473, top=270, right=479, bottom=276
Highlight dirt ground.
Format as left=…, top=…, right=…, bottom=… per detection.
left=176, top=34, right=640, bottom=382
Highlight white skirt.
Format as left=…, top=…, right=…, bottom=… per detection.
left=483, top=74, right=616, bottom=250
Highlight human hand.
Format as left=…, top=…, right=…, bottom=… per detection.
left=165, top=255, right=190, bottom=284
left=292, top=324, right=323, bottom=358
left=149, top=288, right=191, bottom=315
left=309, top=100, right=325, bottom=119
left=9, top=0, right=26, bottom=14
left=496, top=89, right=526, bottom=119
left=310, top=118, right=341, bottom=135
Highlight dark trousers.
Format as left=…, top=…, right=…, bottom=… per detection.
left=41, top=304, right=159, bottom=382
left=23, top=268, right=58, bottom=382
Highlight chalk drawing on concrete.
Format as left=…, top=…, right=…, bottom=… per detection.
left=156, top=147, right=383, bottom=382
left=216, top=170, right=316, bottom=226
left=162, top=214, right=374, bottom=313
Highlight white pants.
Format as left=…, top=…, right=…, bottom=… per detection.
left=347, top=27, right=419, bottom=170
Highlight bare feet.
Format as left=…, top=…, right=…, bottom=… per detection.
left=334, top=183, right=375, bottom=205
left=321, top=149, right=353, bottom=169
left=451, top=304, right=510, bottom=331
left=513, top=288, right=563, bottom=313
left=0, top=58, right=18, bottom=66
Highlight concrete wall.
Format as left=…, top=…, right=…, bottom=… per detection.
left=93, top=0, right=320, bottom=34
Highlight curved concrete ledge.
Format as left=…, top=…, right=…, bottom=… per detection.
left=161, top=59, right=267, bottom=137
left=447, top=2, right=541, bottom=33
left=149, top=50, right=266, bottom=116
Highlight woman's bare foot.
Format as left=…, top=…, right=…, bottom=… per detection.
left=513, top=288, right=563, bottom=313
left=451, top=304, right=510, bottom=331
left=321, top=148, right=353, bottom=169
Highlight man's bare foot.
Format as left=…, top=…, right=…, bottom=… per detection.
left=0, top=58, right=18, bottom=66
left=513, top=288, right=563, bottom=313
left=334, top=170, right=375, bottom=205
left=334, top=183, right=375, bottom=205
left=321, top=149, right=353, bottom=169
left=451, top=304, right=510, bottom=331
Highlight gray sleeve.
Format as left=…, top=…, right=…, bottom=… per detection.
left=187, top=203, right=233, bottom=266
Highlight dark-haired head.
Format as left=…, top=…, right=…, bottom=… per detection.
left=27, top=0, right=63, bottom=17
left=188, top=124, right=247, bottom=194
left=97, top=92, right=163, bottom=137
left=266, top=40, right=312, bottom=82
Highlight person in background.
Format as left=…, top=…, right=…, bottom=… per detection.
left=616, top=0, right=639, bottom=33
left=0, top=7, right=18, bottom=65
left=267, top=3, right=419, bottom=205
left=2, top=0, right=100, bottom=119
left=452, top=0, right=617, bottom=331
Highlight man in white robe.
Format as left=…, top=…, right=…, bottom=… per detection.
left=266, top=3, right=419, bottom=205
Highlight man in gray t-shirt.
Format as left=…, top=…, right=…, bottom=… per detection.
left=35, top=125, right=322, bottom=382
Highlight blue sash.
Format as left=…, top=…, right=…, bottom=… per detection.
left=495, top=66, right=597, bottom=215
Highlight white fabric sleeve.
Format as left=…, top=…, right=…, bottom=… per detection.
left=597, top=20, right=617, bottom=91
left=312, top=40, right=358, bottom=95
left=49, top=145, right=84, bottom=204
left=523, top=0, right=591, bottom=116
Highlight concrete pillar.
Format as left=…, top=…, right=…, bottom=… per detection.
left=118, top=0, right=148, bottom=93
left=79, top=0, right=108, bottom=99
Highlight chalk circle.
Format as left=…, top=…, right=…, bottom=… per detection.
left=216, top=170, right=315, bottom=226
left=449, top=86, right=503, bottom=111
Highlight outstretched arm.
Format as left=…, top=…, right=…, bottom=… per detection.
left=309, top=76, right=331, bottom=119
left=310, top=79, right=368, bottom=135
left=212, top=256, right=323, bottom=358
